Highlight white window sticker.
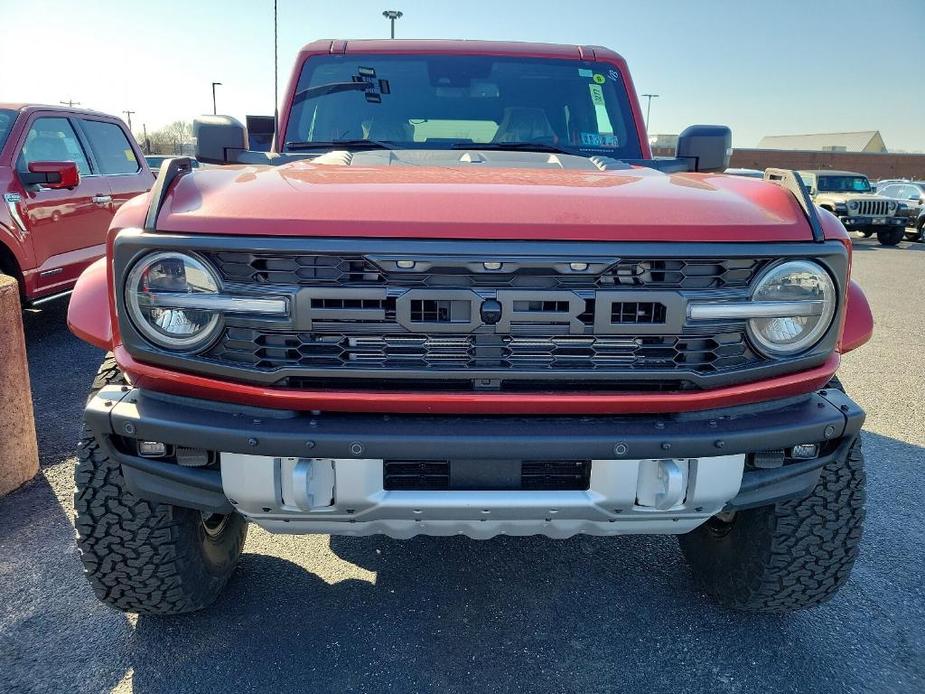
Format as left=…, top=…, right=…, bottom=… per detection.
left=588, top=84, right=614, bottom=136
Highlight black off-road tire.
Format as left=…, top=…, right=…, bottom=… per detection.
left=876, top=227, right=904, bottom=246
left=679, top=433, right=865, bottom=613
left=74, top=354, right=247, bottom=614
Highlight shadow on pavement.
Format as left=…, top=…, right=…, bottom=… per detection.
left=20, top=297, right=103, bottom=467
left=124, top=432, right=923, bottom=694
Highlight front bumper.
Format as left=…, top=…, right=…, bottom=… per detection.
left=839, top=215, right=906, bottom=230
left=85, top=385, right=864, bottom=539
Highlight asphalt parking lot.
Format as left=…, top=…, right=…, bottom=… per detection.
left=1, top=239, right=923, bottom=694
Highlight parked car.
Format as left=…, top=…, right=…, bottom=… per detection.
left=145, top=154, right=199, bottom=177
left=877, top=181, right=925, bottom=241
left=798, top=170, right=907, bottom=245
left=68, top=39, right=873, bottom=616
left=0, top=104, right=153, bottom=304
left=724, top=167, right=764, bottom=178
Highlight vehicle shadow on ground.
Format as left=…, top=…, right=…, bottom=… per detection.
left=20, top=298, right=104, bottom=466
left=123, top=430, right=924, bottom=694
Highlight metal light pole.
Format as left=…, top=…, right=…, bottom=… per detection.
left=641, top=94, right=659, bottom=132
left=123, top=110, right=135, bottom=131
left=382, top=10, right=403, bottom=38
left=274, top=0, right=279, bottom=136
left=211, top=82, right=223, bottom=115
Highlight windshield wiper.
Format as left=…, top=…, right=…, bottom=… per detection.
left=285, top=139, right=394, bottom=151
left=450, top=142, right=580, bottom=156
left=291, top=81, right=373, bottom=105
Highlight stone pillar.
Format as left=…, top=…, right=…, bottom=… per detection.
left=0, top=274, right=39, bottom=495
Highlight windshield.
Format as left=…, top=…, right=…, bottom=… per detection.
left=0, top=109, right=17, bottom=152
left=284, top=54, right=642, bottom=158
left=817, top=175, right=872, bottom=193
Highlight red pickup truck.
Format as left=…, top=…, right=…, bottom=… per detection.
left=0, top=104, right=152, bottom=303
left=68, top=40, right=873, bottom=616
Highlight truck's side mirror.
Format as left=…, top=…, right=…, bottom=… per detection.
left=194, top=115, right=248, bottom=164
left=676, top=125, right=732, bottom=173
left=246, top=115, right=276, bottom=152
left=21, top=161, right=80, bottom=189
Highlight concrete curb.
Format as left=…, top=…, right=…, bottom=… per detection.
left=0, top=274, right=39, bottom=496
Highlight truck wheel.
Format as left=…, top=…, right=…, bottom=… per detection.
left=74, top=354, right=247, bottom=614
left=678, top=437, right=865, bottom=613
left=906, top=223, right=923, bottom=242
left=876, top=228, right=903, bottom=246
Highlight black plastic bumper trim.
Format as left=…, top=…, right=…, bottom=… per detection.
left=84, top=383, right=865, bottom=513
left=88, top=388, right=863, bottom=462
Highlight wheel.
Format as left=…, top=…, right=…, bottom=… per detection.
left=876, top=227, right=903, bottom=246
left=74, top=354, right=247, bottom=614
left=679, top=397, right=865, bottom=613
left=907, top=221, right=923, bottom=242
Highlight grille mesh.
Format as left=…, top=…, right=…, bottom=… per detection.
left=209, top=252, right=767, bottom=290
left=209, top=328, right=755, bottom=374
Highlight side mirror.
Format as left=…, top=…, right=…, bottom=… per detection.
left=246, top=115, right=276, bottom=153
left=194, top=115, right=248, bottom=164
left=676, top=125, right=732, bottom=173
left=21, top=161, right=80, bottom=189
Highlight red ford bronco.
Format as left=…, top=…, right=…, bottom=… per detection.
left=68, top=40, right=873, bottom=615
left=0, top=105, right=152, bottom=303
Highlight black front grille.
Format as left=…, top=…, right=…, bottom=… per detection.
left=382, top=460, right=591, bottom=490
left=209, top=252, right=767, bottom=290
left=186, top=247, right=788, bottom=392
left=209, top=328, right=757, bottom=375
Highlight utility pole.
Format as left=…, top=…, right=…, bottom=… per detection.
left=211, top=82, right=222, bottom=115
left=142, top=123, right=150, bottom=154
left=123, top=110, right=135, bottom=131
left=382, top=10, right=403, bottom=38
left=59, top=99, right=80, bottom=108
left=274, top=0, right=279, bottom=138
left=641, top=94, right=659, bottom=132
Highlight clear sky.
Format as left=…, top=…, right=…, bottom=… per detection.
left=2, top=0, right=923, bottom=150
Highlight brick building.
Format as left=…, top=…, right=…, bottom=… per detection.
left=728, top=149, right=925, bottom=181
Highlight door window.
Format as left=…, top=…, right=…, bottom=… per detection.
left=18, top=117, right=91, bottom=175
left=80, top=119, right=140, bottom=174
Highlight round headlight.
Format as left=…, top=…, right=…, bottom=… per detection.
left=747, top=260, right=836, bottom=357
left=848, top=200, right=858, bottom=210
left=125, top=251, right=222, bottom=351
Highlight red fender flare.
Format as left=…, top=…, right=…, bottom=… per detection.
left=67, top=257, right=113, bottom=350
left=840, top=279, right=874, bottom=353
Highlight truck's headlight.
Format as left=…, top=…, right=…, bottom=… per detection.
left=848, top=200, right=858, bottom=210
left=125, top=251, right=222, bottom=351
left=747, top=260, right=836, bottom=356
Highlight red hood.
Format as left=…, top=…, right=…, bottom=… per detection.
left=155, top=158, right=817, bottom=242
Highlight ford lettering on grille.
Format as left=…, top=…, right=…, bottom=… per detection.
left=298, top=287, right=685, bottom=335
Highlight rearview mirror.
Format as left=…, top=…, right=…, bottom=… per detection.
left=676, top=125, right=732, bottom=173
left=21, top=161, right=80, bottom=189
left=194, top=115, right=248, bottom=164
